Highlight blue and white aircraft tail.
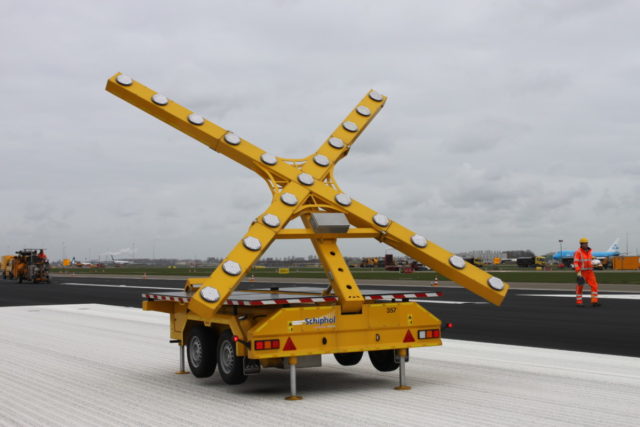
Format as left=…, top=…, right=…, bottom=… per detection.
left=552, top=238, right=621, bottom=261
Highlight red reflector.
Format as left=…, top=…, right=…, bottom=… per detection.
left=433, top=330, right=440, bottom=338
left=283, top=337, right=296, bottom=351
left=271, top=339, right=280, bottom=349
left=447, top=322, right=454, bottom=329
left=255, top=341, right=264, bottom=350
left=403, top=330, right=415, bottom=343
left=233, top=335, right=239, bottom=342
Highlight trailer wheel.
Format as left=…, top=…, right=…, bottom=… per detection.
left=217, top=330, right=247, bottom=385
left=334, top=351, right=363, bottom=366
left=368, top=350, right=399, bottom=372
left=186, top=325, right=217, bottom=378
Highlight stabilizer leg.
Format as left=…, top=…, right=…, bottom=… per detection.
left=176, top=343, right=189, bottom=375
left=394, top=349, right=411, bottom=390
left=285, top=357, right=303, bottom=400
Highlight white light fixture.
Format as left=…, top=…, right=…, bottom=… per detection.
left=263, top=214, right=280, bottom=228
left=373, top=213, right=390, bottom=227
left=260, top=153, right=277, bottom=165
left=224, top=132, right=241, bottom=145
left=449, top=256, right=466, bottom=269
left=116, top=74, right=133, bottom=86
left=298, top=173, right=314, bottom=186
left=222, top=260, right=241, bottom=276
left=243, top=236, right=262, bottom=251
left=200, top=286, right=220, bottom=302
left=188, top=113, right=204, bottom=125
left=281, top=193, right=298, bottom=206
left=151, top=94, right=168, bottom=106
left=411, top=234, right=428, bottom=248
left=356, top=106, right=371, bottom=116
left=488, top=277, right=505, bottom=291
left=369, top=90, right=383, bottom=101
left=342, top=121, right=358, bottom=132
left=328, top=137, right=344, bottom=149
left=313, top=154, right=330, bottom=167
left=335, top=193, right=352, bottom=206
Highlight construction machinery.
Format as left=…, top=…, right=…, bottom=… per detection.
left=106, top=73, right=509, bottom=399
left=516, top=256, right=546, bottom=268
left=10, top=249, right=50, bottom=283
left=359, top=257, right=380, bottom=268
left=1, top=255, right=14, bottom=279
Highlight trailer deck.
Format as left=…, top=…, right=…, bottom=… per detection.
left=143, top=287, right=443, bottom=306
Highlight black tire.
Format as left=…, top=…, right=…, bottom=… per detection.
left=186, top=325, right=217, bottom=378
left=217, top=329, right=247, bottom=385
left=334, top=351, right=364, bottom=366
left=368, top=350, right=399, bottom=372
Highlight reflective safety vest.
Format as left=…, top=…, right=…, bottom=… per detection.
left=573, top=248, right=593, bottom=272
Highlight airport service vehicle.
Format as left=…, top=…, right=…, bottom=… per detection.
left=516, top=256, right=546, bottom=268
left=106, top=73, right=509, bottom=399
left=12, top=249, right=50, bottom=284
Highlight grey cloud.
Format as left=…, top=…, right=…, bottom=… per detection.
left=1, top=0, right=639, bottom=259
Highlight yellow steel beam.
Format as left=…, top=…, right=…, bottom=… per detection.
left=106, top=72, right=509, bottom=315
left=275, top=228, right=380, bottom=239
left=188, top=183, right=310, bottom=319
left=301, top=215, right=363, bottom=313
left=300, top=183, right=509, bottom=306
left=105, top=73, right=303, bottom=190
left=301, top=91, right=386, bottom=182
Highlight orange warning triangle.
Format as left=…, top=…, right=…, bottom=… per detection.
left=283, top=337, right=297, bottom=351
left=403, top=330, right=415, bottom=343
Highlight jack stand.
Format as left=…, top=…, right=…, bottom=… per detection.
left=394, top=349, right=411, bottom=390
left=176, top=344, right=189, bottom=375
left=285, top=357, right=303, bottom=400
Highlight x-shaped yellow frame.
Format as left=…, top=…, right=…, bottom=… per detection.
left=106, top=73, right=509, bottom=318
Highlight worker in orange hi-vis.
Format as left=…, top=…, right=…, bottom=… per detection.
left=574, top=238, right=601, bottom=308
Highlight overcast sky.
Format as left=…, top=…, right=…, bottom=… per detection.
left=1, top=0, right=639, bottom=261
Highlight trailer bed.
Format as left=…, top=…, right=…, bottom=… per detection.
left=143, top=286, right=442, bottom=306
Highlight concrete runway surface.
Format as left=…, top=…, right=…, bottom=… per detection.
left=1, top=303, right=639, bottom=426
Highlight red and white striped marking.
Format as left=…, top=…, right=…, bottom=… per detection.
left=366, top=292, right=442, bottom=301
left=226, top=296, right=338, bottom=306
left=142, top=294, right=190, bottom=303
left=142, top=291, right=442, bottom=306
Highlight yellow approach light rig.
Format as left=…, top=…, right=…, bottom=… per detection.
left=106, top=73, right=509, bottom=400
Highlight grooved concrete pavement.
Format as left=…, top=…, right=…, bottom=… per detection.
left=1, top=304, right=639, bottom=426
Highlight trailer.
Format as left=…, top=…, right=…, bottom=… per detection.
left=106, top=73, right=510, bottom=399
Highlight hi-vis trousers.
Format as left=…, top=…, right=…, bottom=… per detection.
left=576, top=270, right=599, bottom=304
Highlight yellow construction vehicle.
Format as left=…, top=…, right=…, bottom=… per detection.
left=1, top=255, right=14, bottom=279
left=359, top=257, right=379, bottom=268
left=106, top=73, right=509, bottom=399
left=12, top=249, right=50, bottom=284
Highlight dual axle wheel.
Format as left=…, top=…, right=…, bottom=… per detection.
left=187, top=325, right=400, bottom=385
left=187, top=326, right=247, bottom=384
